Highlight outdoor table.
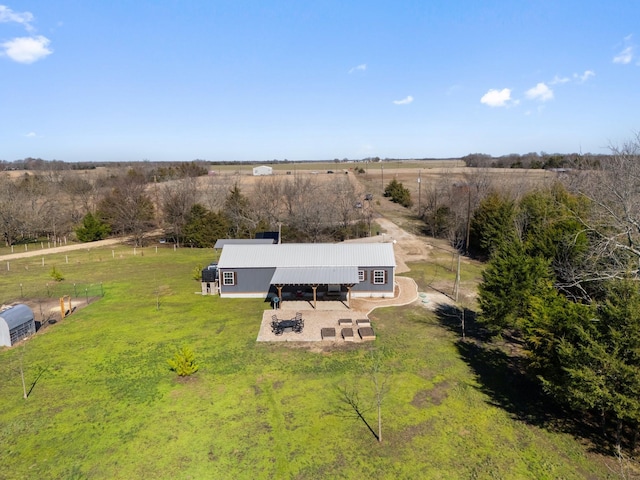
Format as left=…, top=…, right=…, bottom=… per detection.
left=279, top=320, right=296, bottom=332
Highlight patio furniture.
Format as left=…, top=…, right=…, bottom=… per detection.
left=338, top=318, right=353, bottom=327
left=321, top=327, right=336, bottom=340
left=341, top=328, right=354, bottom=341
left=358, top=327, right=376, bottom=341
left=293, top=313, right=304, bottom=333
left=279, top=319, right=296, bottom=333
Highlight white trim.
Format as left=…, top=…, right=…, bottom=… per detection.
left=220, top=292, right=267, bottom=298
left=222, top=271, right=235, bottom=286
left=373, top=270, right=385, bottom=284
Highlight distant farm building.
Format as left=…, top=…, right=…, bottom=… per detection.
left=0, top=304, right=36, bottom=347
left=252, top=165, right=273, bottom=176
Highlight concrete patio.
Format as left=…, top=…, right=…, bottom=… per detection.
left=256, top=276, right=419, bottom=342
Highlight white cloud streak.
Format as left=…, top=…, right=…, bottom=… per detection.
left=480, top=88, right=513, bottom=107
left=393, top=95, right=413, bottom=105
left=575, top=70, right=595, bottom=82
left=613, top=46, right=634, bottom=64
left=1, top=35, right=52, bottom=63
left=348, top=63, right=366, bottom=74
left=613, top=35, right=635, bottom=64
left=525, top=82, right=553, bottom=102
left=0, top=5, right=34, bottom=31
left=550, top=75, right=570, bottom=85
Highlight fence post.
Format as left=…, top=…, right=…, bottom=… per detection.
left=6, top=262, right=9, bottom=271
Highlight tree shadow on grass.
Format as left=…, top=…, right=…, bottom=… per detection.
left=433, top=304, right=613, bottom=456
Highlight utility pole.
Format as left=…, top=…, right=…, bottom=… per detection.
left=381, top=165, right=384, bottom=190
left=417, top=169, right=422, bottom=215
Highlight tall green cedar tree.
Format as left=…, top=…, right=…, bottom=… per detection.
left=550, top=279, right=640, bottom=448
left=469, top=191, right=517, bottom=258
left=75, top=212, right=111, bottom=242
left=478, top=240, right=554, bottom=334
left=183, top=204, right=230, bottom=248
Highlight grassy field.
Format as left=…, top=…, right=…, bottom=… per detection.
left=0, top=245, right=616, bottom=479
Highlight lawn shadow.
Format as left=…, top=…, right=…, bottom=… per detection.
left=433, top=304, right=614, bottom=456
left=334, top=384, right=379, bottom=442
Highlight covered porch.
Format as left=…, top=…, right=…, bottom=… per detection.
left=271, top=266, right=358, bottom=309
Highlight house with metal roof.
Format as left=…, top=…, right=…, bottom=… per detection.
left=0, top=304, right=36, bottom=347
left=216, top=243, right=396, bottom=306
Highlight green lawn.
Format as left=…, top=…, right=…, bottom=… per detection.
left=0, top=247, right=614, bottom=479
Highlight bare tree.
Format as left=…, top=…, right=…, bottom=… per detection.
left=251, top=176, right=285, bottom=228
left=98, top=169, right=156, bottom=246
left=564, top=133, right=640, bottom=283
left=161, top=177, right=198, bottom=246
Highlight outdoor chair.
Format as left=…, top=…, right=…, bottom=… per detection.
left=271, top=319, right=283, bottom=335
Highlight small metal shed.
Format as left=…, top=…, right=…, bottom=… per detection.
left=252, top=165, right=273, bottom=176
left=0, top=304, right=36, bottom=347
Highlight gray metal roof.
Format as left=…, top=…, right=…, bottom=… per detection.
left=0, top=304, right=34, bottom=330
left=218, top=243, right=396, bottom=269
left=270, top=266, right=360, bottom=285
left=214, top=238, right=276, bottom=249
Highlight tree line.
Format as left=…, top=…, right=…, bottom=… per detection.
left=469, top=135, right=640, bottom=455
left=0, top=167, right=370, bottom=248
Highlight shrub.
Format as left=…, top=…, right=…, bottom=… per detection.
left=383, top=179, right=413, bottom=208
left=50, top=266, right=64, bottom=282
left=167, top=346, right=199, bottom=377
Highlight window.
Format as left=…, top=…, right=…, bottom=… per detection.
left=373, top=270, right=385, bottom=284
left=222, top=271, right=235, bottom=286
left=358, top=270, right=365, bottom=282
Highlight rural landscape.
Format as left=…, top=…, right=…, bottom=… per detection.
left=1, top=143, right=640, bottom=479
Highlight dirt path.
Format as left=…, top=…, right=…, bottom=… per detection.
left=0, top=236, right=133, bottom=261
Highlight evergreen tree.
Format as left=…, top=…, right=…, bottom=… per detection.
left=183, top=204, right=230, bottom=248
left=383, top=179, right=413, bottom=208
left=75, top=212, right=111, bottom=242
left=478, top=240, right=554, bottom=334
left=469, top=191, right=517, bottom=258
left=549, top=279, right=640, bottom=448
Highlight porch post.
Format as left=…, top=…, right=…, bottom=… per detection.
left=346, top=284, right=355, bottom=309
left=276, top=285, right=283, bottom=308
left=312, top=285, right=318, bottom=309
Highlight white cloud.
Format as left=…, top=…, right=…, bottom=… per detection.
left=613, top=46, right=634, bottom=64
left=525, top=82, right=553, bottom=102
left=613, top=35, right=635, bottom=64
left=575, top=70, right=595, bottom=82
left=550, top=75, right=570, bottom=85
left=0, top=5, right=34, bottom=31
left=348, top=63, right=367, bottom=74
left=393, top=95, right=413, bottom=105
left=1, top=35, right=52, bottom=63
left=480, top=88, right=513, bottom=107
left=25, top=131, right=36, bottom=137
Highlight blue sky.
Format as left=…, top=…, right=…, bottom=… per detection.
left=1, top=1, right=639, bottom=162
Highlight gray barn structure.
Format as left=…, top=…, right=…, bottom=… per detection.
left=0, top=304, right=36, bottom=347
left=216, top=243, right=396, bottom=307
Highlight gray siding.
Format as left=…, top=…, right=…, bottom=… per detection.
left=219, top=267, right=276, bottom=295
left=219, top=265, right=394, bottom=296
left=352, top=267, right=394, bottom=293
